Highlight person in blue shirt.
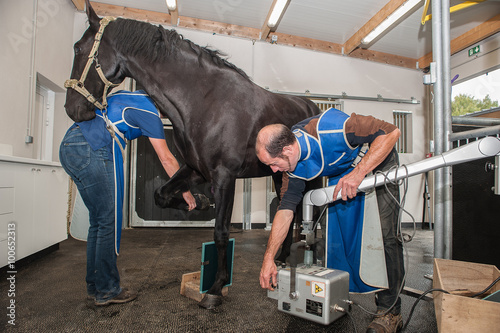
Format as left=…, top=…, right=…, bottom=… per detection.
left=256, top=108, right=403, bottom=333
left=59, top=90, right=195, bottom=306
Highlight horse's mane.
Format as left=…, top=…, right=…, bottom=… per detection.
left=113, top=18, right=250, bottom=80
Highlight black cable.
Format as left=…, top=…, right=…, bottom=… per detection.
left=469, top=275, right=500, bottom=298
left=401, top=288, right=449, bottom=331
left=345, top=310, right=359, bottom=333
left=400, top=278, right=500, bottom=330
left=347, top=166, right=413, bottom=318
left=352, top=165, right=413, bottom=318
left=312, top=205, right=328, bottom=232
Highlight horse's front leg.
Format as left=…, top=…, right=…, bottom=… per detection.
left=154, top=165, right=210, bottom=210
left=199, top=180, right=236, bottom=309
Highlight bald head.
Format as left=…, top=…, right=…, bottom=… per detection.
left=256, top=124, right=295, bottom=158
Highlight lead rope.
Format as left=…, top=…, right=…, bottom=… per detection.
left=101, top=110, right=126, bottom=159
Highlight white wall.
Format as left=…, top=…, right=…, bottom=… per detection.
left=0, top=0, right=75, bottom=161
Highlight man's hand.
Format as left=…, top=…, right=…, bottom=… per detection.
left=260, top=257, right=278, bottom=290
left=182, top=191, right=196, bottom=211
left=332, top=129, right=401, bottom=201
left=332, top=168, right=365, bottom=201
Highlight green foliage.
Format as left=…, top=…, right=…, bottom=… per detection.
left=452, top=94, right=499, bottom=116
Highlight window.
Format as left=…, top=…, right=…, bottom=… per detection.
left=34, top=84, right=55, bottom=161
left=393, top=110, right=412, bottom=154
left=312, top=100, right=343, bottom=112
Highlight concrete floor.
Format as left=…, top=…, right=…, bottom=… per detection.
left=0, top=227, right=437, bottom=332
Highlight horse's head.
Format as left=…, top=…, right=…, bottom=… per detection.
left=64, top=0, right=125, bottom=122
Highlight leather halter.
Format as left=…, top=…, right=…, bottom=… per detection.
left=64, top=16, right=118, bottom=110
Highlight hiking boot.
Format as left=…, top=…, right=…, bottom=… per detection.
left=95, top=288, right=137, bottom=306
left=366, top=310, right=403, bottom=333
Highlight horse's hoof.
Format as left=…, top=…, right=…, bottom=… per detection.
left=198, top=294, right=222, bottom=309
left=154, top=191, right=167, bottom=208
left=194, top=193, right=211, bottom=210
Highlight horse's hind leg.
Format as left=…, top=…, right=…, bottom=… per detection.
left=199, top=179, right=236, bottom=309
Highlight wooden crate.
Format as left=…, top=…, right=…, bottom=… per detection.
left=180, top=271, right=228, bottom=302
left=433, top=258, right=500, bottom=332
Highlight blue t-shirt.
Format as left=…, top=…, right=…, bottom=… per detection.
left=72, top=90, right=165, bottom=159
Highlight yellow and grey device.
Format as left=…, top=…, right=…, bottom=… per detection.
left=268, top=265, right=350, bottom=325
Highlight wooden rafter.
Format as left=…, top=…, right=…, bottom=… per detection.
left=343, top=0, right=406, bottom=55
left=92, top=2, right=260, bottom=39
left=418, top=13, right=500, bottom=69
left=267, top=32, right=343, bottom=55
left=350, top=48, right=417, bottom=69
left=260, top=0, right=290, bottom=41
left=71, top=0, right=85, bottom=11
left=90, top=2, right=418, bottom=70
left=169, top=7, right=179, bottom=27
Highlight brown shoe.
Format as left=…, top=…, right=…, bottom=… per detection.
left=366, top=310, right=403, bottom=333
left=95, top=288, right=137, bottom=306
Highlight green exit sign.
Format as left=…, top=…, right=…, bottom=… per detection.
left=468, top=45, right=480, bottom=57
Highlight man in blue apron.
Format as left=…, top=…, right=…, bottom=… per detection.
left=59, top=90, right=196, bottom=306
left=256, top=108, right=403, bottom=333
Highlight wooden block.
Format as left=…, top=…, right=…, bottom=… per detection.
left=180, top=271, right=229, bottom=302
left=433, top=258, right=500, bottom=332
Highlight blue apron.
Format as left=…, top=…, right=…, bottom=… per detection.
left=289, top=108, right=387, bottom=293
left=96, top=91, right=160, bottom=254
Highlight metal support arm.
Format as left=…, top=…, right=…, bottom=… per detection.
left=302, top=137, right=500, bottom=223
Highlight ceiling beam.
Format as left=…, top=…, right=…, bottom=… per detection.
left=260, top=0, right=291, bottom=41
left=90, top=2, right=418, bottom=70
left=343, top=0, right=406, bottom=55
left=350, top=47, right=417, bottom=69
left=167, top=0, right=178, bottom=26
left=71, top=0, right=85, bottom=11
left=92, top=2, right=260, bottom=39
left=418, top=13, right=500, bottom=69
left=267, top=32, right=343, bottom=55
left=169, top=7, right=179, bottom=27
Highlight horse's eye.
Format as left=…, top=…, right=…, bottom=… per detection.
left=74, top=45, right=81, bottom=55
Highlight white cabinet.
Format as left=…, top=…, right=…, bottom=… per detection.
left=0, top=156, right=68, bottom=268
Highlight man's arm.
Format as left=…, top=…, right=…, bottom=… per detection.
left=260, top=209, right=294, bottom=290
left=149, top=137, right=196, bottom=211
left=333, top=128, right=401, bottom=200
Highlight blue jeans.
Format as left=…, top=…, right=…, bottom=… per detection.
left=374, top=149, right=405, bottom=314
left=59, top=126, right=121, bottom=302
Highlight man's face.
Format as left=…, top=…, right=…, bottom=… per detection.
left=257, top=148, right=295, bottom=173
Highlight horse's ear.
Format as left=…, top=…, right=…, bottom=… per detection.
left=85, top=0, right=100, bottom=30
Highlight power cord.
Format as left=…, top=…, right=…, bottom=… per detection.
left=333, top=304, right=358, bottom=333
left=345, top=310, right=359, bottom=333
left=401, top=277, right=500, bottom=330
left=401, top=288, right=449, bottom=331
left=351, top=164, right=415, bottom=318
left=469, top=276, right=500, bottom=298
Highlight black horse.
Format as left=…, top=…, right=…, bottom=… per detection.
left=65, top=0, right=320, bottom=309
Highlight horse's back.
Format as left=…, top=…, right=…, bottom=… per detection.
left=230, top=91, right=320, bottom=178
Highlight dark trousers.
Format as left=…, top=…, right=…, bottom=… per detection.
left=374, top=149, right=405, bottom=314
left=59, top=126, right=121, bottom=302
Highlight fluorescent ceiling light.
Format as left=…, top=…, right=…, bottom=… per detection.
left=267, top=0, right=288, bottom=28
left=362, top=0, right=422, bottom=45
left=166, top=0, right=177, bottom=11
